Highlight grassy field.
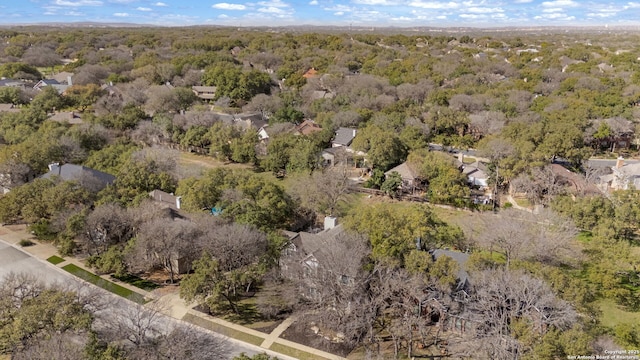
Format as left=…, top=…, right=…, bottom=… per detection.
left=269, top=342, right=331, bottom=360
left=182, top=313, right=264, bottom=346
left=61, top=264, right=146, bottom=304
left=46, top=255, right=65, bottom=265
left=111, top=274, right=159, bottom=291
left=598, top=299, right=640, bottom=328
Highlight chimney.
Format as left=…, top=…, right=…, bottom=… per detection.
left=352, top=129, right=356, bottom=137
left=48, top=162, right=59, bottom=172
left=67, top=75, right=72, bottom=86
left=324, top=216, right=338, bottom=231
left=175, top=196, right=182, bottom=210
left=458, top=152, right=464, bottom=163
left=616, top=157, right=624, bottom=169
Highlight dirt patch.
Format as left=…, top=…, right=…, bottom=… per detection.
left=280, top=320, right=355, bottom=358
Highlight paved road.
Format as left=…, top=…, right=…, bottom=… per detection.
left=0, top=240, right=277, bottom=360
left=585, top=158, right=640, bottom=170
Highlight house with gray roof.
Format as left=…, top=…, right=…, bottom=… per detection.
left=33, top=79, right=70, bottom=94
left=431, top=249, right=470, bottom=291
left=280, top=217, right=362, bottom=296
left=332, top=127, right=357, bottom=148
left=41, top=163, right=116, bottom=192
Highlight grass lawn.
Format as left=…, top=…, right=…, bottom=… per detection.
left=512, top=197, right=533, bottom=208
left=182, top=313, right=264, bottom=346
left=111, top=274, right=159, bottom=291
left=179, top=152, right=253, bottom=171
left=269, top=342, right=330, bottom=360
left=61, top=264, right=146, bottom=304
left=46, top=255, right=65, bottom=265
left=598, top=299, right=640, bottom=328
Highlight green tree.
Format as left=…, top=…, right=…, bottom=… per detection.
left=65, top=84, right=105, bottom=112
left=344, top=203, right=464, bottom=265
left=381, top=171, right=402, bottom=197
left=351, top=124, right=406, bottom=171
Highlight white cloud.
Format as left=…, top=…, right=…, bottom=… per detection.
left=154, top=2, right=168, bottom=6
left=334, top=11, right=344, bottom=15
left=212, top=3, right=247, bottom=10
left=466, top=7, right=503, bottom=13
left=323, top=4, right=352, bottom=12
left=257, top=0, right=289, bottom=8
left=587, top=11, right=617, bottom=18
left=309, top=0, right=318, bottom=4
left=136, top=7, right=152, bottom=11
left=64, top=10, right=84, bottom=15
left=113, top=12, right=130, bottom=17
left=542, top=7, right=563, bottom=12
left=408, top=1, right=459, bottom=9
left=534, top=12, right=575, bottom=20
left=459, top=13, right=487, bottom=19
left=541, top=0, right=577, bottom=8
left=218, top=14, right=230, bottom=18
left=258, top=6, right=287, bottom=14
left=55, top=0, right=102, bottom=6
left=390, top=16, right=412, bottom=21
left=514, top=0, right=533, bottom=2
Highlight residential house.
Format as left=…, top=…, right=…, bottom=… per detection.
left=41, top=163, right=116, bottom=192
left=50, top=72, right=74, bottom=84
left=384, top=161, right=422, bottom=193
left=548, top=163, right=600, bottom=195
left=462, top=160, right=489, bottom=188
left=331, top=127, right=357, bottom=148
left=149, top=189, right=182, bottom=210
left=33, top=79, right=70, bottom=94
left=191, top=86, right=217, bottom=100
left=322, top=127, right=366, bottom=168
left=0, top=79, right=29, bottom=89
left=232, top=112, right=267, bottom=131
left=280, top=217, right=359, bottom=298
left=294, top=119, right=322, bottom=136
left=431, top=249, right=470, bottom=291
left=600, top=157, right=640, bottom=191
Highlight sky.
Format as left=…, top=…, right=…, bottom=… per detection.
left=1, top=0, right=640, bottom=28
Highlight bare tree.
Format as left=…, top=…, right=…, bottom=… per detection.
left=509, top=165, right=566, bottom=205
left=243, top=93, right=281, bottom=121
left=81, top=203, right=133, bottom=256
left=0, top=160, right=33, bottom=191
left=291, top=165, right=355, bottom=217
left=197, top=220, right=267, bottom=273
left=22, top=46, right=61, bottom=70
left=128, top=217, right=201, bottom=283
left=291, top=232, right=374, bottom=346
left=11, top=332, right=87, bottom=360
left=463, top=269, right=578, bottom=360
left=475, top=208, right=580, bottom=268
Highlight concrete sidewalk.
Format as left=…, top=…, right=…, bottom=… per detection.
left=1, top=224, right=347, bottom=360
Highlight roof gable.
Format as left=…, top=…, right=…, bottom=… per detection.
left=333, top=127, right=357, bottom=147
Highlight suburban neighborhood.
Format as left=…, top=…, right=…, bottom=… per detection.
left=0, top=22, right=640, bottom=360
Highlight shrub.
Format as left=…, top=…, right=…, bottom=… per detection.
left=18, top=239, right=35, bottom=247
